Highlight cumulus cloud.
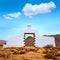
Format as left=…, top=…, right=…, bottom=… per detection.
left=22, top=1, right=56, bottom=18
left=3, top=12, right=21, bottom=19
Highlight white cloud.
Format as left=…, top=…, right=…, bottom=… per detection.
left=22, top=1, right=56, bottom=18
left=3, top=12, right=21, bottom=19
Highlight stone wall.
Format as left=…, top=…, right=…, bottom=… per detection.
left=44, top=34, right=60, bottom=47
left=24, top=36, right=35, bottom=47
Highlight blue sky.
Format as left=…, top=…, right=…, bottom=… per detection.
left=0, top=0, right=60, bottom=40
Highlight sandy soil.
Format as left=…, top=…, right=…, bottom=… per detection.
left=0, top=46, right=60, bottom=60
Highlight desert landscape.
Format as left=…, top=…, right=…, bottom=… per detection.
left=0, top=34, right=60, bottom=60
left=0, top=45, right=60, bottom=60
left=0, top=0, right=60, bottom=60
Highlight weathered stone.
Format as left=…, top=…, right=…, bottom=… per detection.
left=24, top=36, right=35, bottom=47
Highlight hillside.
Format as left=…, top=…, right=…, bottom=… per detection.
left=0, top=46, right=60, bottom=60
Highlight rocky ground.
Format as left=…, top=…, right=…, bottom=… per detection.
left=0, top=46, right=60, bottom=60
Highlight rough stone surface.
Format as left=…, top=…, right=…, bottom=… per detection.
left=24, top=36, right=35, bottom=47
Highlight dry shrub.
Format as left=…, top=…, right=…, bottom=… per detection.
left=20, top=50, right=26, bottom=54
left=13, top=50, right=26, bottom=55
left=0, top=51, right=11, bottom=59
left=43, top=45, right=54, bottom=49
left=44, top=53, right=58, bottom=60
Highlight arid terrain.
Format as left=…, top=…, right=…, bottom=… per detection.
left=0, top=46, right=60, bottom=60
left=0, top=34, right=60, bottom=60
